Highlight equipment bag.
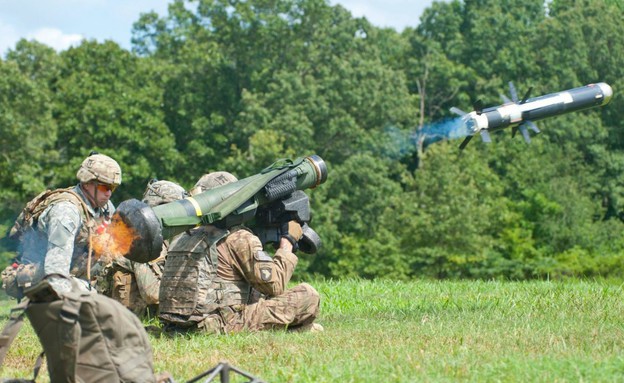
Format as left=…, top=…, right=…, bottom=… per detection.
left=0, top=280, right=158, bottom=382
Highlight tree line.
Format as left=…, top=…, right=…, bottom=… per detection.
left=1, top=0, right=623, bottom=280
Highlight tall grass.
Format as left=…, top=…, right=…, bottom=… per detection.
left=1, top=279, right=623, bottom=382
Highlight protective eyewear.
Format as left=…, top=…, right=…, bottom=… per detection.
left=96, top=183, right=118, bottom=193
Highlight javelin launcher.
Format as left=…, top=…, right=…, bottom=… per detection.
left=115, top=155, right=327, bottom=263
left=451, top=82, right=613, bottom=149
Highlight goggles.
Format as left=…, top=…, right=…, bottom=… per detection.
left=96, top=183, right=118, bottom=193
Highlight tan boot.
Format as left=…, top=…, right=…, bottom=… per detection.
left=290, top=322, right=324, bottom=332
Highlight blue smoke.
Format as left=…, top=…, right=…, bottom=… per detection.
left=419, top=117, right=470, bottom=143
left=384, top=117, right=470, bottom=158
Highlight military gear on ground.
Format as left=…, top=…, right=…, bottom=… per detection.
left=76, top=153, right=122, bottom=186
left=142, top=179, right=188, bottom=206
left=190, top=171, right=238, bottom=195
left=0, top=279, right=159, bottom=382
left=187, top=362, right=266, bottom=383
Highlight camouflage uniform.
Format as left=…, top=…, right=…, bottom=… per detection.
left=1, top=153, right=121, bottom=296
left=37, top=186, right=115, bottom=293
left=97, top=179, right=186, bottom=316
left=159, top=171, right=320, bottom=333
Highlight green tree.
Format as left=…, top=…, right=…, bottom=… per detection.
left=0, top=42, right=59, bottom=213
left=132, top=0, right=418, bottom=170
left=0, top=41, right=60, bottom=260
left=53, top=40, right=182, bottom=199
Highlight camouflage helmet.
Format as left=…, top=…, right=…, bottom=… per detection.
left=190, top=171, right=238, bottom=196
left=142, top=179, right=188, bottom=207
left=76, top=153, right=122, bottom=186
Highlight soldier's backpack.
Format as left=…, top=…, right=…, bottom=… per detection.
left=0, top=279, right=162, bottom=382
left=8, top=187, right=91, bottom=242
left=2, top=188, right=93, bottom=299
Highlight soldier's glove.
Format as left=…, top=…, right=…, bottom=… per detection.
left=281, top=221, right=303, bottom=251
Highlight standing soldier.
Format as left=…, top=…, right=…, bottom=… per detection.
left=159, top=172, right=323, bottom=334
left=1, top=152, right=122, bottom=296
left=96, top=179, right=187, bottom=316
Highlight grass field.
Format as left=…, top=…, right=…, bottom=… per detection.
left=1, top=279, right=623, bottom=382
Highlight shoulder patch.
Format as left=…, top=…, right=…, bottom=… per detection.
left=260, top=267, right=272, bottom=282
left=255, top=251, right=273, bottom=281
left=254, top=250, right=272, bottom=262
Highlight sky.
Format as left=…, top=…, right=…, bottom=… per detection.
left=0, top=0, right=435, bottom=56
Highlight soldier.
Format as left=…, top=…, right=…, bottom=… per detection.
left=96, top=179, right=187, bottom=317
left=159, top=171, right=323, bottom=334
left=1, top=152, right=122, bottom=296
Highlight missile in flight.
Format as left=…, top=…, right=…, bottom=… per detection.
left=451, top=82, right=613, bottom=150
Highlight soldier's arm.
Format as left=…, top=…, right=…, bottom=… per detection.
left=38, top=201, right=82, bottom=293
left=224, top=229, right=298, bottom=297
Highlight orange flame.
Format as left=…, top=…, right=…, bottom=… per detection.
left=92, top=213, right=139, bottom=260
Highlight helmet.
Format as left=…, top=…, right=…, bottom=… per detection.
left=190, top=171, right=238, bottom=195
left=76, top=153, right=122, bottom=186
left=142, top=179, right=187, bottom=206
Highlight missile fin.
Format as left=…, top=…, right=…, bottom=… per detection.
left=521, top=87, right=533, bottom=104
left=459, top=135, right=474, bottom=150
left=501, top=94, right=513, bottom=103
left=527, top=120, right=541, bottom=134
left=512, top=126, right=518, bottom=138
left=480, top=130, right=492, bottom=143
left=508, top=82, right=519, bottom=102
left=519, top=125, right=531, bottom=143
left=472, top=99, right=484, bottom=114
left=450, top=106, right=467, bottom=116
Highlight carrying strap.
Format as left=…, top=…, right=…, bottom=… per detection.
left=0, top=299, right=44, bottom=382
left=59, top=291, right=83, bottom=324
left=53, top=290, right=84, bottom=381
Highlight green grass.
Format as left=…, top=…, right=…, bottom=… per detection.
left=1, top=279, right=624, bottom=382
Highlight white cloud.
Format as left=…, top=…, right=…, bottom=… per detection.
left=27, top=28, right=84, bottom=51
left=0, top=21, right=20, bottom=56
left=332, top=0, right=429, bottom=30
left=0, top=22, right=83, bottom=56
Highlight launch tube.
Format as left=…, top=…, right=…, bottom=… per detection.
left=116, top=155, right=327, bottom=263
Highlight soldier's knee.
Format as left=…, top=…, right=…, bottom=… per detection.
left=298, top=283, right=320, bottom=308
left=298, top=282, right=318, bottom=296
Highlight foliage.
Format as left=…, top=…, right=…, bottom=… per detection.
left=1, top=0, right=624, bottom=279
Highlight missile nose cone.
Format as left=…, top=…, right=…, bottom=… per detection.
left=596, top=82, right=613, bottom=105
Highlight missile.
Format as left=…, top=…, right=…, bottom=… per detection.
left=115, top=155, right=328, bottom=263
left=451, top=82, right=613, bottom=149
